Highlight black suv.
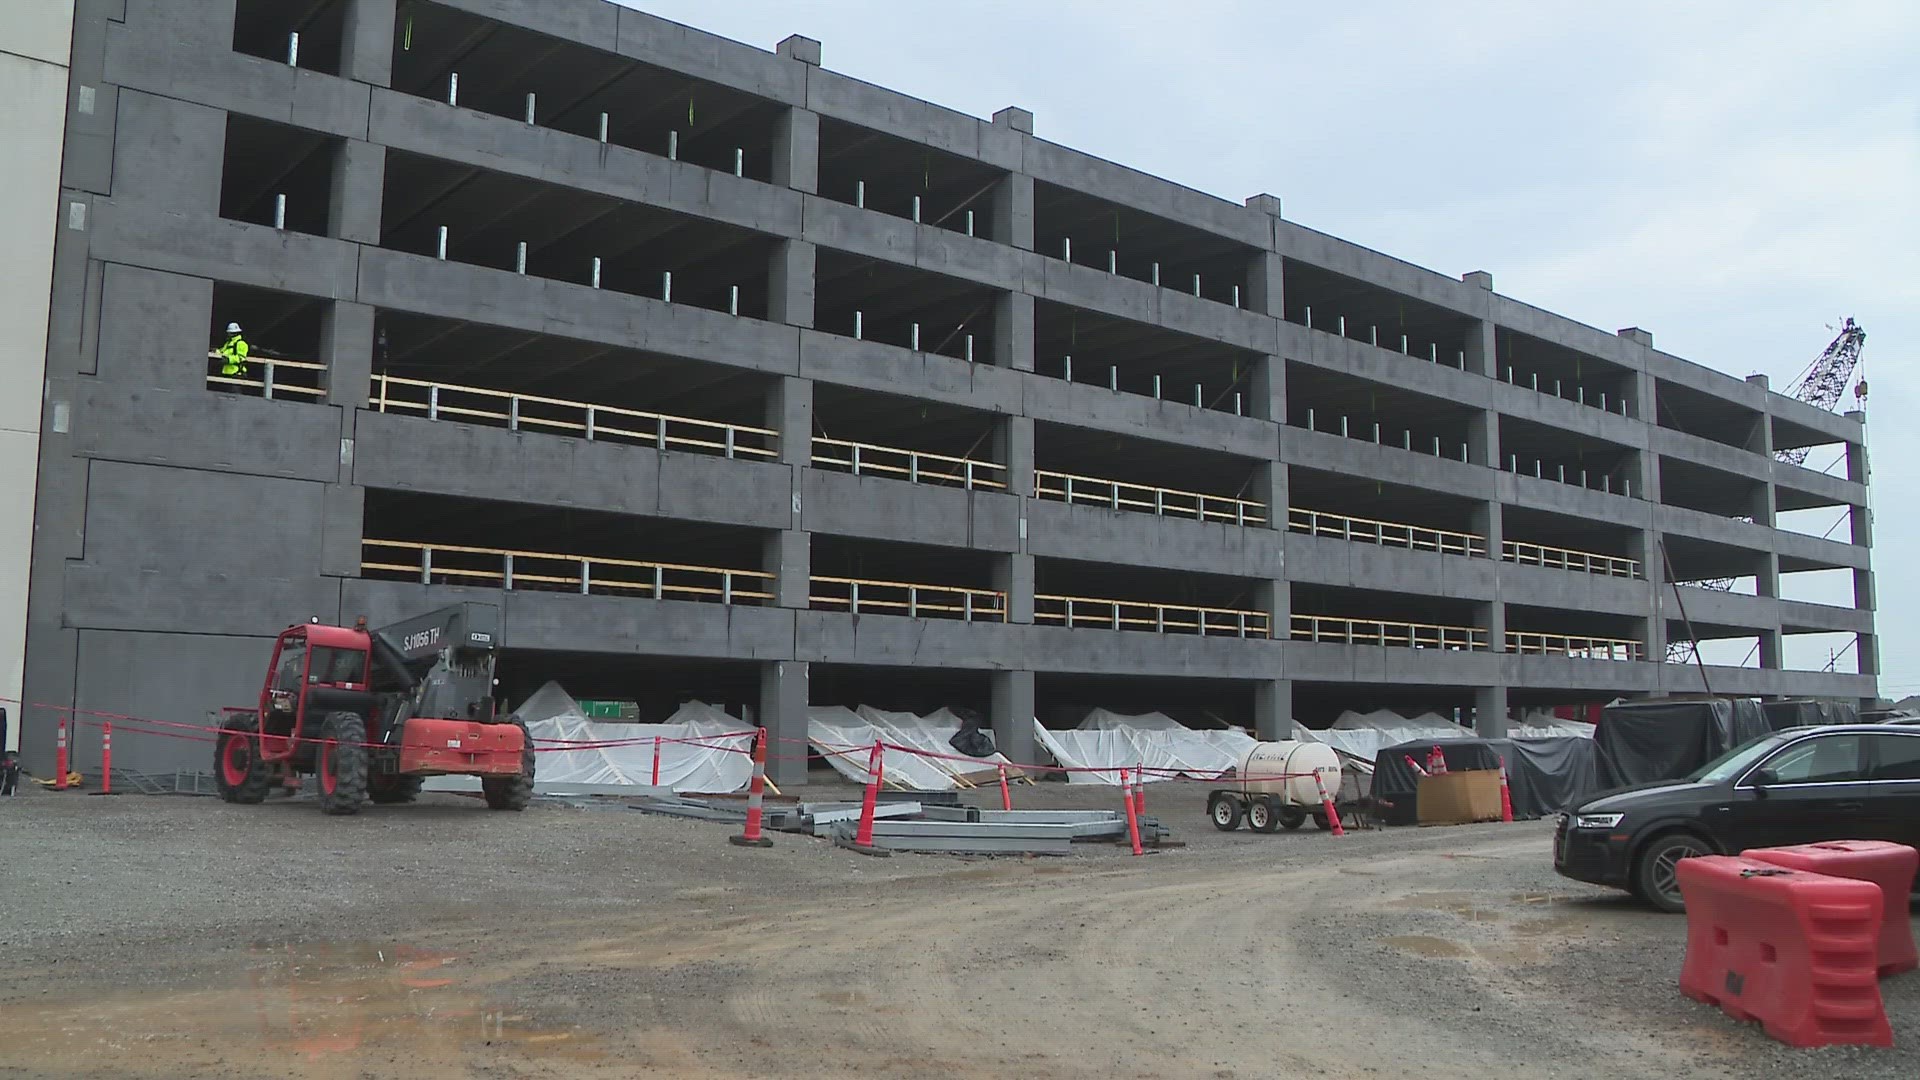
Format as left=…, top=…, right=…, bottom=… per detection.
left=1556, top=724, right=1920, bottom=912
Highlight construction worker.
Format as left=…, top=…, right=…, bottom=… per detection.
left=216, top=322, right=251, bottom=384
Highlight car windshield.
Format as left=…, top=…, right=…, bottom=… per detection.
left=1686, top=733, right=1788, bottom=783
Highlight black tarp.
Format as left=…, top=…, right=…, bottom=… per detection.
left=1762, top=699, right=1859, bottom=731
left=1592, top=698, right=1773, bottom=790
left=1368, top=737, right=1595, bottom=824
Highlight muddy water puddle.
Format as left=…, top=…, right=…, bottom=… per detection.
left=0, top=942, right=602, bottom=1077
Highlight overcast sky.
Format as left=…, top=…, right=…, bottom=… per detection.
left=626, top=1, right=1918, bottom=693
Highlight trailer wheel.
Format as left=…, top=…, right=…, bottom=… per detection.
left=316, top=712, right=369, bottom=816
left=1313, top=810, right=1332, bottom=831
left=1249, top=796, right=1284, bottom=833
left=482, top=719, right=535, bottom=811
left=1279, top=805, right=1308, bottom=831
left=215, top=714, right=272, bottom=805
left=368, top=774, right=423, bottom=804
left=1207, top=792, right=1243, bottom=831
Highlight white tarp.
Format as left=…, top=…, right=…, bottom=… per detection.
left=1294, top=710, right=1474, bottom=765
left=512, top=682, right=755, bottom=793
left=806, top=706, right=1013, bottom=791
left=1034, top=710, right=1258, bottom=785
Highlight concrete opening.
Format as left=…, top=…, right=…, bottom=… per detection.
left=1290, top=584, right=1484, bottom=648
left=1782, top=631, right=1861, bottom=675
left=813, top=249, right=1000, bottom=358
left=1499, top=329, right=1635, bottom=413
left=1656, top=455, right=1763, bottom=517
left=811, top=384, right=1004, bottom=486
left=1502, top=416, right=1637, bottom=494
left=1290, top=467, right=1482, bottom=546
left=1661, top=533, right=1766, bottom=588
left=1653, top=378, right=1764, bottom=448
left=1501, top=504, right=1640, bottom=574
left=390, top=2, right=782, bottom=179
left=1505, top=604, right=1644, bottom=660
left=1673, top=630, right=1764, bottom=669
left=1780, top=566, right=1855, bottom=605
left=1283, top=261, right=1476, bottom=364
left=818, top=117, right=1005, bottom=236
left=1034, top=557, right=1269, bottom=636
left=380, top=151, right=776, bottom=316
left=1036, top=300, right=1259, bottom=410
left=1037, top=421, right=1268, bottom=519
left=234, top=0, right=346, bottom=74
left=809, top=665, right=993, bottom=779
left=1775, top=504, right=1852, bottom=542
left=1034, top=182, right=1254, bottom=304
left=372, top=310, right=776, bottom=438
left=359, top=490, right=772, bottom=599
left=207, top=283, right=330, bottom=397
left=1292, top=681, right=1477, bottom=728
left=494, top=653, right=760, bottom=721
left=808, top=536, right=1001, bottom=619
left=220, top=115, right=342, bottom=236
left=1034, top=673, right=1257, bottom=731
left=1771, top=413, right=1851, bottom=466
left=1287, top=361, right=1480, bottom=458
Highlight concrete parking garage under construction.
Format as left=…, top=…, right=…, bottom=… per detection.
left=5, top=0, right=1879, bottom=784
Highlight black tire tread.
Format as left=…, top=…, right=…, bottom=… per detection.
left=368, top=774, right=424, bottom=804
left=318, top=712, right=369, bottom=816
left=482, top=719, right=535, bottom=811
left=215, top=714, right=273, bottom=805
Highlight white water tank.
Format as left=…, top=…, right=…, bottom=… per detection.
left=1235, top=741, right=1341, bottom=806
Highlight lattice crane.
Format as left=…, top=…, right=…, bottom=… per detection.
left=1666, top=318, right=1867, bottom=664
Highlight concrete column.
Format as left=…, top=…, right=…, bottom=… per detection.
left=759, top=660, right=809, bottom=786
left=329, top=140, right=385, bottom=244
left=767, top=375, right=812, bottom=467
left=1464, top=320, right=1497, bottom=378
left=763, top=530, right=810, bottom=610
left=1245, top=251, right=1283, bottom=319
left=1629, top=529, right=1668, bottom=670
left=771, top=107, right=820, bottom=194
left=1256, top=459, right=1286, bottom=532
left=996, top=414, right=1034, bottom=498
left=341, top=0, right=397, bottom=86
left=1248, top=354, right=1284, bottom=424
left=990, top=173, right=1035, bottom=250
left=768, top=240, right=815, bottom=328
left=1468, top=409, right=1498, bottom=469
left=1254, top=678, right=1293, bottom=742
left=991, top=669, right=1036, bottom=768
left=993, top=292, right=1034, bottom=370
left=1474, top=685, right=1509, bottom=738
left=1471, top=500, right=1504, bottom=560
left=1758, top=628, right=1784, bottom=671
left=321, top=301, right=375, bottom=408
left=995, top=554, right=1034, bottom=625
left=1259, top=576, right=1290, bottom=645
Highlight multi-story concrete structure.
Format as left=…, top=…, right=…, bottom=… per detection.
left=8, top=0, right=1877, bottom=782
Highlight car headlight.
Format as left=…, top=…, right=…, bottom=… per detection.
left=1574, top=813, right=1624, bottom=830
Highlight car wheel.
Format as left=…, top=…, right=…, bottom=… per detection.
left=1635, top=833, right=1713, bottom=913
left=1207, top=793, right=1243, bottom=831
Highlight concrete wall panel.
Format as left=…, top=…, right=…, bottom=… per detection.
left=1029, top=501, right=1283, bottom=580
left=73, top=384, right=343, bottom=482
left=802, top=471, right=1021, bottom=552
left=92, top=264, right=214, bottom=390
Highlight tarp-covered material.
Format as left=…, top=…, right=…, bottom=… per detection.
left=1296, top=710, right=1474, bottom=764
left=1592, top=698, right=1772, bottom=790
left=1367, top=737, right=1596, bottom=823
left=807, top=706, right=1014, bottom=791
left=510, top=682, right=756, bottom=793
left=1762, top=699, right=1859, bottom=731
left=1035, top=711, right=1258, bottom=785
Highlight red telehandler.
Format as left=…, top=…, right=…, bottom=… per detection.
left=214, top=603, right=533, bottom=814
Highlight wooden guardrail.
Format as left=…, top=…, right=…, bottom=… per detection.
left=1501, top=540, right=1640, bottom=578
left=810, top=576, right=1007, bottom=622
left=361, top=539, right=774, bottom=603
left=205, top=352, right=328, bottom=399
left=1290, top=614, right=1489, bottom=650
left=811, top=438, right=1005, bottom=491
left=1034, top=594, right=1272, bottom=637
left=1507, top=631, right=1644, bottom=662
left=1034, top=469, right=1267, bottom=526
left=372, top=373, right=779, bottom=461
left=1288, top=507, right=1484, bottom=557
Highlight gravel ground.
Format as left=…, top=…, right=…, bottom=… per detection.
left=1, top=779, right=1915, bottom=1079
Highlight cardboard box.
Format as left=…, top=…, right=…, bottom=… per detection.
left=1417, top=769, right=1504, bottom=825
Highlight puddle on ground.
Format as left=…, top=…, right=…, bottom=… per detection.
left=1387, top=892, right=1505, bottom=922
left=1385, top=935, right=1544, bottom=965
left=1386, top=935, right=1471, bottom=958
left=0, top=942, right=603, bottom=1076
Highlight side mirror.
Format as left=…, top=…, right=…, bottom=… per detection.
left=1750, top=767, right=1778, bottom=795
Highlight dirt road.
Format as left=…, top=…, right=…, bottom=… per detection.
left=1, top=787, right=1913, bottom=1078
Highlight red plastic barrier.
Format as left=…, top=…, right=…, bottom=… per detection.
left=1744, top=841, right=1919, bottom=978
left=1676, top=855, right=1891, bottom=1048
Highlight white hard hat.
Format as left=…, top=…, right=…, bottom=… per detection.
left=226, top=322, right=242, bottom=333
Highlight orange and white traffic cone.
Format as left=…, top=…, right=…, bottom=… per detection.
left=1497, top=756, right=1514, bottom=823
left=836, top=742, right=890, bottom=857
left=54, top=719, right=68, bottom=790
left=729, top=727, right=773, bottom=849
left=1120, top=768, right=1144, bottom=856
left=1313, top=771, right=1346, bottom=838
